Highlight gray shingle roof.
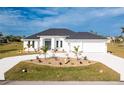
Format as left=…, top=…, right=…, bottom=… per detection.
left=24, top=33, right=40, bottom=39
left=24, top=28, right=106, bottom=39
left=67, top=32, right=106, bottom=39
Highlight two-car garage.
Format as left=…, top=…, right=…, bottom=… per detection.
left=83, top=40, right=107, bottom=53
left=66, top=39, right=107, bottom=53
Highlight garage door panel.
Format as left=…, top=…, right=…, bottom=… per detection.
left=83, top=42, right=106, bottom=53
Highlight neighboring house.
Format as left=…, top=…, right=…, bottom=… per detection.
left=107, top=36, right=117, bottom=43
left=23, top=28, right=107, bottom=53
left=0, top=37, right=8, bottom=44
left=0, top=37, right=4, bottom=43
left=0, top=32, right=8, bottom=44
left=107, top=37, right=112, bottom=43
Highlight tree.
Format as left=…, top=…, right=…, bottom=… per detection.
left=121, top=27, right=124, bottom=37
left=41, top=45, right=49, bottom=59
left=73, top=46, right=80, bottom=60
left=0, top=32, right=3, bottom=37
left=90, top=30, right=97, bottom=35
left=5, top=35, right=22, bottom=42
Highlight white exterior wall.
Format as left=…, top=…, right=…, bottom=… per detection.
left=51, top=38, right=55, bottom=49
left=23, top=37, right=107, bottom=53
left=54, top=37, right=66, bottom=51
left=23, top=37, right=66, bottom=51
left=64, top=40, right=83, bottom=52
left=39, top=38, right=43, bottom=48
left=23, top=39, right=39, bottom=51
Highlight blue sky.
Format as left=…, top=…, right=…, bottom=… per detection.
left=0, top=7, right=124, bottom=37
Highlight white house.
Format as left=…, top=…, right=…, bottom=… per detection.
left=23, top=28, right=107, bottom=53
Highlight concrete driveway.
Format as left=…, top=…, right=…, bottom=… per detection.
left=0, top=54, right=40, bottom=80
left=83, top=53, right=124, bottom=81
left=0, top=53, right=124, bottom=81
left=0, top=52, right=65, bottom=80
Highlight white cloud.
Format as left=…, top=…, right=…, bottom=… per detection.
left=33, top=8, right=124, bottom=27
left=29, top=8, right=59, bottom=15
left=90, top=8, right=124, bottom=17
left=0, top=7, right=124, bottom=36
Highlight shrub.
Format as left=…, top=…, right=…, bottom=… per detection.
left=48, top=62, right=51, bottom=64
left=71, top=63, right=74, bottom=65
left=88, top=61, right=91, bottom=63
left=84, top=56, right=87, bottom=60
left=36, top=56, right=39, bottom=60
left=30, top=59, right=33, bottom=61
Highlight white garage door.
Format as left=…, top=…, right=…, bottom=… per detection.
left=83, top=41, right=107, bottom=53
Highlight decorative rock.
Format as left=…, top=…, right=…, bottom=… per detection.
left=80, top=61, right=82, bottom=64
left=71, top=63, right=74, bottom=65
left=57, top=74, right=60, bottom=77
left=88, top=61, right=91, bottom=63
left=99, top=69, right=103, bottom=73
left=59, top=62, right=62, bottom=65
left=22, top=68, right=27, bottom=73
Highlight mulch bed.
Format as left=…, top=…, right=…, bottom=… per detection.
left=26, top=57, right=97, bottom=67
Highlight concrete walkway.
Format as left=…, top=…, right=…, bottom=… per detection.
left=0, top=81, right=124, bottom=85
left=0, top=53, right=124, bottom=81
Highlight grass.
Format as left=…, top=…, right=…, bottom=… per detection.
left=0, top=42, right=23, bottom=59
left=0, top=42, right=36, bottom=59
left=108, top=43, right=124, bottom=58
left=5, top=62, right=120, bottom=81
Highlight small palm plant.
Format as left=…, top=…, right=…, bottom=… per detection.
left=73, top=46, right=80, bottom=60
left=41, top=45, right=49, bottom=59
left=27, top=44, right=32, bottom=53
left=23, top=47, right=27, bottom=53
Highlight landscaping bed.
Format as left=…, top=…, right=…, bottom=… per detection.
left=26, top=57, right=96, bottom=67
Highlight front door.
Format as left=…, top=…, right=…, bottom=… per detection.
left=45, top=40, right=51, bottom=50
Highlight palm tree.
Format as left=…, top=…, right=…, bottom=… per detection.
left=41, top=45, right=49, bottom=59
left=121, top=27, right=124, bottom=37
left=0, top=32, right=3, bottom=37
left=73, top=46, right=80, bottom=60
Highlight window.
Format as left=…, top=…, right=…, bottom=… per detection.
left=60, top=41, right=62, bottom=47
left=56, top=41, right=59, bottom=47
left=28, top=41, right=30, bottom=48
left=32, top=41, right=35, bottom=48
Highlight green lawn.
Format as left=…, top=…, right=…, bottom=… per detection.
left=0, top=42, right=23, bottom=59
left=108, top=43, right=124, bottom=58
left=5, top=62, right=120, bottom=81
left=0, top=42, right=37, bottom=59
